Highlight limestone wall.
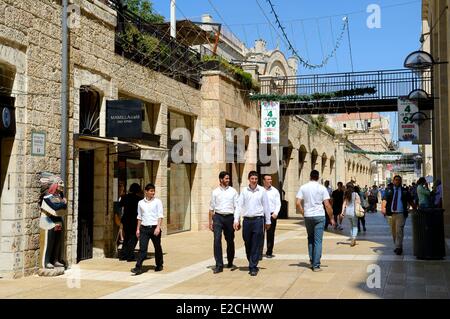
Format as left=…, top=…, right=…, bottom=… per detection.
left=0, top=0, right=200, bottom=277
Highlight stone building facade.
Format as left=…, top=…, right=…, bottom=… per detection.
left=0, top=0, right=202, bottom=278
left=0, top=0, right=373, bottom=278
left=422, top=0, right=450, bottom=240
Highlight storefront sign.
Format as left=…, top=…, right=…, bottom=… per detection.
left=0, top=95, right=16, bottom=137
left=398, top=98, right=419, bottom=142
left=31, top=131, right=46, bottom=156
left=260, top=101, right=279, bottom=144
left=106, top=100, right=142, bottom=138
left=393, top=163, right=415, bottom=172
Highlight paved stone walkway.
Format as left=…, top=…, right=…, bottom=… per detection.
left=1, top=212, right=449, bottom=299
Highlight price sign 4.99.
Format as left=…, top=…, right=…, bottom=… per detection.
left=397, top=97, right=418, bottom=142
left=261, top=101, right=280, bottom=144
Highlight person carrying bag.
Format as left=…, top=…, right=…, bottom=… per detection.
left=341, top=183, right=363, bottom=247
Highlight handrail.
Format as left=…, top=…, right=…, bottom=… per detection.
left=259, top=69, right=433, bottom=102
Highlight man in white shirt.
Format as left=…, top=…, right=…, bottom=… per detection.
left=296, top=170, right=335, bottom=272
left=131, top=183, right=164, bottom=275
left=259, top=174, right=281, bottom=259
left=209, top=171, right=239, bottom=274
left=234, top=171, right=271, bottom=276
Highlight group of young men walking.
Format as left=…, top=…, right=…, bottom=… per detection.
left=210, top=169, right=416, bottom=276
left=125, top=169, right=414, bottom=276
left=209, top=171, right=281, bottom=276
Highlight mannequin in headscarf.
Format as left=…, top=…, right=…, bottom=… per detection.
left=39, top=173, right=67, bottom=269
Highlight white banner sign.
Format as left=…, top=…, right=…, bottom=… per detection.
left=260, top=101, right=279, bottom=144
left=398, top=98, right=419, bottom=142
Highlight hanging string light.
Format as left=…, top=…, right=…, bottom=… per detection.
left=264, top=0, right=348, bottom=69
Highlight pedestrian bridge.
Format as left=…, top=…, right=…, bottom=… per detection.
left=256, top=69, right=433, bottom=114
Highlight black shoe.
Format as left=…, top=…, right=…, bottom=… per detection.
left=250, top=270, right=258, bottom=276
left=213, top=267, right=223, bottom=274
left=394, top=248, right=403, bottom=255
left=155, top=265, right=163, bottom=272
left=226, top=263, right=234, bottom=269
left=265, top=254, right=274, bottom=258
left=131, top=267, right=143, bottom=275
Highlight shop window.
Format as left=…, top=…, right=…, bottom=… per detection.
left=79, top=86, right=101, bottom=135
left=0, top=64, right=15, bottom=95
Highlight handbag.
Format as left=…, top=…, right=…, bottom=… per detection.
left=354, top=193, right=365, bottom=218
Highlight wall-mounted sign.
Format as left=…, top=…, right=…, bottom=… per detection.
left=260, top=101, right=279, bottom=144
left=31, top=131, right=46, bottom=156
left=398, top=98, right=419, bottom=142
left=106, top=100, right=142, bottom=138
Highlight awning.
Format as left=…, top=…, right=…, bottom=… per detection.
left=76, top=135, right=168, bottom=161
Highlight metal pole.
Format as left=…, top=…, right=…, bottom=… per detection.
left=61, top=0, right=68, bottom=187
left=170, top=0, right=176, bottom=38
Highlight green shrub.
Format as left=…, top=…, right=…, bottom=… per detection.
left=202, top=55, right=259, bottom=91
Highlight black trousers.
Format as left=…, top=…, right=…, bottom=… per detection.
left=135, top=225, right=163, bottom=269
left=242, top=216, right=264, bottom=271
left=44, top=216, right=64, bottom=267
left=213, top=214, right=235, bottom=268
left=121, top=222, right=138, bottom=260
left=259, top=215, right=277, bottom=256
left=358, top=216, right=366, bottom=230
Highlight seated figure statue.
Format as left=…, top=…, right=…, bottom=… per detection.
left=39, top=172, right=67, bottom=270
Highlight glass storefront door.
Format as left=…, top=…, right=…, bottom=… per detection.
left=167, top=162, right=192, bottom=234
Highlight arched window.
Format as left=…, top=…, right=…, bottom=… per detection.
left=298, top=145, right=307, bottom=178
left=321, top=153, right=327, bottom=174
left=311, top=149, right=318, bottom=170
left=79, top=86, right=101, bottom=136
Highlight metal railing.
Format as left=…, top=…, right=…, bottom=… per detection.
left=260, top=69, right=433, bottom=102
left=107, top=0, right=202, bottom=88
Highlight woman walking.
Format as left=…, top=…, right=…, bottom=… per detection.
left=340, top=183, right=361, bottom=247
left=356, top=185, right=368, bottom=232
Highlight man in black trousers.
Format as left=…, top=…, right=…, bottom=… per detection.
left=131, top=183, right=164, bottom=275
left=234, top=171, right=271, bottom=276
left=259, top=174, right=281, bottom=259
left=209, top=171, right=239, bottom=274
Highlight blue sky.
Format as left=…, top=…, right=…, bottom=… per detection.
left=153, top=0, right=423, bottom=150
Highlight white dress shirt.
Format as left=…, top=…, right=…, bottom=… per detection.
left=209, top=185, right=238, bottom=215
left=235, top=185, right=271, bottom=224
left=296, top=181, right=330, bottom=217
left=137, top=197, right=164, bottom=226
left=265, top=186, right=281, bottom=216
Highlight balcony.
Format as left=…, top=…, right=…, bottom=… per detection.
left=107, top=0, right=202, bottom=89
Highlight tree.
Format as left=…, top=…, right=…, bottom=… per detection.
left=123, top=0, right=164, bottom=23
